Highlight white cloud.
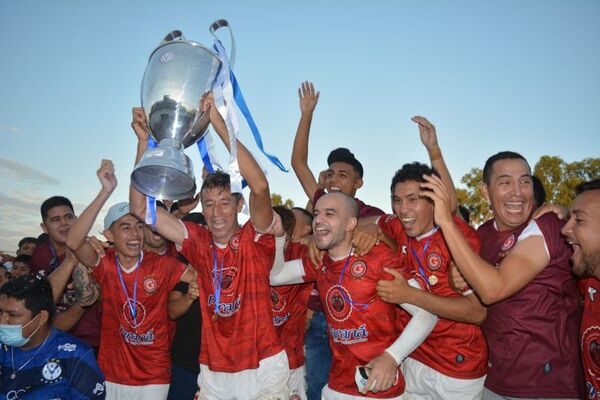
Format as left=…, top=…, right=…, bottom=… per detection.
left=0, top=122, right=21, bottom=135
left=0, top=157, right=59, bottom=185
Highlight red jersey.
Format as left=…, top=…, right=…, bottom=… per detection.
left=478, top=214, right=583, bottom=398
left=579, top=277, right=600, bottom=399
left=93, top=248, right=186, bottom=385
left=179, top=221, right=284, bottom=372
left=302, top=243, right=411, bottom=398
left=271, top=242, right=312, bottom=369
left=379, top=214, right=488, bottom=379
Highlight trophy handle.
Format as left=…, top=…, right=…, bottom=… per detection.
left=160, top=30, right=184, bottom=45
left=209, top=19, right=236, bottom=68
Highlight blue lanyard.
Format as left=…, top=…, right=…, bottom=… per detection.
left=115, top=254, right=141, bottom=322
left=336, top=248, right=369, bottom=311
left=410, top=227, right=438, bottom=291
left=211, top=243, right=225, bottom=317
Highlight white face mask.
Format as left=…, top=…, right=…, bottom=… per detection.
left=0, top=314, right=41, bottom=347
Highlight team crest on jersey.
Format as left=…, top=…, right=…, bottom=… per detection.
left=41, top=360, right=62, bottom=382
left=501, top=234, right=516, bottom=251
left=325, top=286, right=352, bottom=322
left=217, top=266, right=238, bottom=291
left=270, top=288, right=287, bottom=313
left=143, top=277, right=157, bottom=293
left=229, top=233, right=241, bottom=251
left=122, top=299, right=147, bottom=329
left=582, top=326, right=600, bottom=376
left=350, top=260, right=367, bottom=278
left=427, top=253, right=442, bottom=271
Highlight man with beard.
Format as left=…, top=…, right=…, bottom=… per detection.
left=271, top=192, right=437, bottom=399
left=420, top=151, right=583, bottom=399
left=561, top=179, right=600, bottom=399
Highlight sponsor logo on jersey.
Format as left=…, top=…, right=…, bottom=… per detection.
left=501, top=234, right=515, bottom=251
left=41, top=360, right=62, bottom=382
left=119, top=326, right=155, bottom=345
left=143, top=277, right=157, bottom=293
left=93, top=382, right=105, bottom=395
left=57, top=343, right=77, bottom=352
left=350, top=260, right=367, bottom=278
left=329, top=323, right=369, bottom=344
left=270, top=288, right=287, bottom=313
left=401, top=245, right=408, bottom=255
left=325, top=286, right=352, bottom=322
left=273, top=312, right=291, bottom=327
left=208, top=294, right=242, bottom=317
left=427, top=253, right=442, bottom=271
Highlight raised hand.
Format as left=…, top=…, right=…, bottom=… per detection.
left=352, top=225, right=379, bottom=256
left=377, top=268, right=410, bottom=304
left=131, top=107, right=149, bottom=142
left=420, top=174, right=453, bottom=228
left=97, top=159, right=117, bottom=194
left=412, top=116, right=438, bottom=151
left=187, top=277, right=199, bottom=300
left=298, top=81, right=320, bottom=115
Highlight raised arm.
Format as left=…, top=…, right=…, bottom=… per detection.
left=128, top=108, right=188, bottom=247
left=291, top=81, right=321, bottom=201
left=413, top=116, right=458, bottom=214
left=201, top=93, right=273, bottom=231
left=421, top=174, right=549, bottom=305
left=66, top=159, right=117, bottom=268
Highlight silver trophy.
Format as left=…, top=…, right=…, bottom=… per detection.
left=131, top=23, right=232, bottom=200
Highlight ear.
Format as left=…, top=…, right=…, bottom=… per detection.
left=236, top=196, right=245, bottom=213
left=38, top=310, right=50, bottom=326
left=346, top=216, right=358, bottom=233
left=353, top=178, right=364, bottom=191
left=480, top=182, right=490, bottom=203
left=40, top=222, right=48, bottom=234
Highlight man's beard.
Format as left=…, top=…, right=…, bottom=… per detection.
left=574, top=248, right=600, bottom=278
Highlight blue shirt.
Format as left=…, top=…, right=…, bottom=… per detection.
left=0, top=327, right=105, bottom=399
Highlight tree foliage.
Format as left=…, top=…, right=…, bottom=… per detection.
left=456, top=156, right=599, bottom=226
left=270, top=193, right=294, bottom=208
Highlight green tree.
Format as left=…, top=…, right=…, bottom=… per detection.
left=270, top=193, right=294, bottom=208
left=456, top=156, right=599, bottom=226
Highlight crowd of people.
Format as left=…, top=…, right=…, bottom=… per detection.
left=0, top=81, right=598, bottom=400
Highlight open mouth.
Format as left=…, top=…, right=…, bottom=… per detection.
left=400, top=216, right=416, bottom=230
left=505, top=201, right=524, bottom=213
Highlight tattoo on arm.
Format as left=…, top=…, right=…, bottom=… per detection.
left=72, top=264, right=100, bottom=306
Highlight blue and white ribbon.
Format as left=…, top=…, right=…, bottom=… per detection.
left=145, top=137, right=158, bottom=229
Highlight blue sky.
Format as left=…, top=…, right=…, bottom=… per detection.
left=1, top=0, right=599, bottom=252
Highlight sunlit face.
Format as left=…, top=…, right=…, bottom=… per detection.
left=10, top=262, right=30, bottom=278
left=312, top=194, right=356, bottom=252
left=41, top=206, right=76, bottom=245
left=0, top=296, right=43, bottom=341
left=17, top=242, right=36, bottom=256
left=104, top=214, right=144, bottom=259
left=561, top=190, right=600, bottom=278
left=482, top=158, right=533, bottom=231
left=201, top=187, right=241, bottom=244
left=391, top=180, right=435, bottom=238
left=325, top=162, right=363, bottom=197
left=143, top=225, right=166, bottom=251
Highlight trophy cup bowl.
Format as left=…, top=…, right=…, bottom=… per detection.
left=131, top=33, right=220, bottom=200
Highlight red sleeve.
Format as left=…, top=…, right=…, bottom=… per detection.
left=179, top=221, right=211, bottom=271
left=453, top=215, right=481, bottom=253
left=377, top=244, right=414, bottom=282
left=300, top=254, right=317, bottom=283
left=160, top=255, right=188, bottom=290
left=378, top=214, right=405, bottom=243
left=535, top=213, right=572, bottom=262
left=92, top=253, right=110, bottom=287
left=242, top=222, right=275, bottom=272
left=312, top=188, right=326, bottom=207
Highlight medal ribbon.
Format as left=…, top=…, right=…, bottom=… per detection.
left=211, top=243, right=225, bottom=317
left=115, top=254, right=141, bottom=323
left=144, top=137, right=158, bottom=230
left=410, top=227, right=439, bottom=291
left=337, top=248, right=369, bottom=311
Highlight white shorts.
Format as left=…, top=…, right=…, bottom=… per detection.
left=288, top=366, right=307, bottom=400
left=197, top=350, right=290, bottom=400
left=321, top=385, right=405, bottom=400
left=401, top=357, right=485, bottom=400
left=106, top=382, right=169, bottom=400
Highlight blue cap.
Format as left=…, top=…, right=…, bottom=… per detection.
left=103, top=202, right=130, bottom=230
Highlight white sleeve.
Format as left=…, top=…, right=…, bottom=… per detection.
left=384, top=278, right=437, bottom=365
left=517, top=220, right=549, bottom=259
left=269, top=236, right=306, bottom=285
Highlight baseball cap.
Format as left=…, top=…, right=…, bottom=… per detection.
left=327, top=148, right=363, bottom=178
left=103, top=202, right=130, bottom=230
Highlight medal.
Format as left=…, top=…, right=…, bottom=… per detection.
left=212, top=313, right=218, bottom=321
left=428, top=275, right=438, bottom=286
left=10, top=373, right=16, bottom=380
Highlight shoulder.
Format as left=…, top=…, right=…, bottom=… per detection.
left=476, top=219, right=496, bottom=234
left=356, top=198, right=385, bottom=217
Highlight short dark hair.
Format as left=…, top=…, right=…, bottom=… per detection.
left=14, top=255, right=32, bottom=267
left=273, top=206, right=296, bottom=239
left=327, top=148, right=363, bottom=178
left=482, top=151, right=529, bottom=185
left=40, top=196, right=74, bottom=221
left=576, top=179, right=600, bottom=195
left=182, top=212, right=206, bottom=225
left=0, top=275, right=56, bottom=321
left=390, top=162, right=440, bottom=194
left=200, top=171, right=242, bottom=201
left=532, top=175, right=546, bottom=208
left=292, top=207, right=313, bottom=225
left=458, top=205, right=471, bottom=225
left=18, top=237, right=37, bottom=249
